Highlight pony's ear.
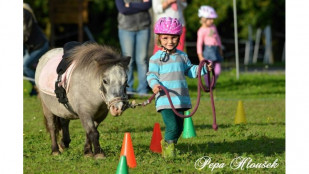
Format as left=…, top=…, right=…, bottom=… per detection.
left=123, top=56, right=131, bottom=66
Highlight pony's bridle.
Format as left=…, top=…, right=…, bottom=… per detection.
left=99, top=84, right=129, bottom=110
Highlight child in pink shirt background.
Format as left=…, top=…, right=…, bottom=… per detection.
left=196, top=5, right=223, bottom=88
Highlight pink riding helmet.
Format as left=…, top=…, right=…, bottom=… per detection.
left=154, top=17, right=182, bottom=35
left=198, top=5, right=218, bottom=19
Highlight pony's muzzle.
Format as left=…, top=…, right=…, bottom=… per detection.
left=107, top=97, right=129, bottom=116
left=109, top=102, right=124, bottom=116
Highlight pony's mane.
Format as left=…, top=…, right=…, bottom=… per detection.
left=66, top=43, right=129, bottom=76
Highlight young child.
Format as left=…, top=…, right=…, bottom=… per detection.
left=152, top=0, right=188, bottom=54
left=197, top=5, right=223, bottom=88
left=146, top=17, right=212, bottom=159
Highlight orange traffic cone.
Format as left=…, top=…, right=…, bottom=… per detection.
left=150, top=123, right=162, bottom=153
left=120, top=132, right=137, bottom=168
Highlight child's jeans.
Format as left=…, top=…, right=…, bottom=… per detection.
left=202, top=45, right=223, bottom=62
left=23, top=41, right=49, bottom=85
left=160, top=109, right=185, bottom=143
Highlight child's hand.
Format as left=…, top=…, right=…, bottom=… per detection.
left=206, top=62, right=213, bottom=72
left=197, top=54, right=204, bottom=62
left=152, top=84, right=161, bottom=94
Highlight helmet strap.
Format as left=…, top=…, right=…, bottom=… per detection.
left=160, top=46, right=177, bottom=62
left=163, top=46, right=176, bottom=53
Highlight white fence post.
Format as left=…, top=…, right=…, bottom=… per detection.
left=253, top=28, right=262, bottom=64
left=282, top=41, right=285, bottom=62
left=244, top=41, right=250, bottom=65
left=249, top=25, right=253, bottom=63
left=263, top=25, right=274, bottom=64
left=233, top=0, right=239, bottom=80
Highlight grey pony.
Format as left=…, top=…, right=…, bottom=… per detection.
left=35, top=43, right=130, bottom=159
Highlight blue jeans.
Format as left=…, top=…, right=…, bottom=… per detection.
left=118, top=28, right=150, bottom=94
left=203, top=45, right=223, bottom=62
left=23, top=42, right=49, bottom=84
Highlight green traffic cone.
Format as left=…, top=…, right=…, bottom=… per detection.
left=116, top=155, right=129, bottom=174
left=182, top=111, right=197, bottom=138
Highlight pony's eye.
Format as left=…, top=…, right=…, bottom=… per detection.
left=103, top=79, right=108, bottom=85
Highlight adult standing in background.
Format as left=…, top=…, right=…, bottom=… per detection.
left=152, top=0, right=187, bottom=54
left=115, top=0, right=152, bottom=96
left=23, top=3, right=49, bottom=96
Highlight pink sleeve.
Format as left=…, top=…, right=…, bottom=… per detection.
left=196, top=28, right=204, bottom=54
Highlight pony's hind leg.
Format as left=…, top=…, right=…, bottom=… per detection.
left=42, top=102, right=61, bottom=155
left=59, top=118, right=71, bottom=150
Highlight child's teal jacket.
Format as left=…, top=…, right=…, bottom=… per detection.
left=147, top=49, right=207, bottom=111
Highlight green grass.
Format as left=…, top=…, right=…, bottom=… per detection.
left=23, top=70, right=285, bottom=173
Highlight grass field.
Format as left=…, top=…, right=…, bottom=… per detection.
left=23, top=70, right=285, bottom=173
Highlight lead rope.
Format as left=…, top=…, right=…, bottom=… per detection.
left=131, top=59, right=218, bottom=131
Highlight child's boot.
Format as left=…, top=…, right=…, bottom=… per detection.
left=161, top=140, right=176, bottom=159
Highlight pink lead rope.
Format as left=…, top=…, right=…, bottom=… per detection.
left=138, top=59, right=218, bottom=131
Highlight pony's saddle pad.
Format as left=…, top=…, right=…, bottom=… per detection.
left=38, top=53, right=75, bottom=96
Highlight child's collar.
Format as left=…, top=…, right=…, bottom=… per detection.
left=160, top=49, right=179, bottom=55
left=159, top=49, right=179, bottom=62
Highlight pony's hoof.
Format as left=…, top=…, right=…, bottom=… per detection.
left=58, top=144, right=64, bottom=153
left=52, top=151, right=60, bottom=156
left=94, top=154, right=105, bottom=160
left=84, top=153, right=93, bottom=158
left=59, top=142, right=69, bottom=151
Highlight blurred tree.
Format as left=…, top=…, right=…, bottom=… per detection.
left=89, top=0, right=119, bottom=48
left=24, top=0, right=285, bottom=62
left=185, top=0, right=285, bottom=62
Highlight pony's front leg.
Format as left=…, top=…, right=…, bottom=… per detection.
left=84, top=134, right=93, bottom=157
left=87, top=129, right=105, bottom=159
left=80, top=118, right=105, bottom=159
left=83, top=120, right=105, bottom=157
